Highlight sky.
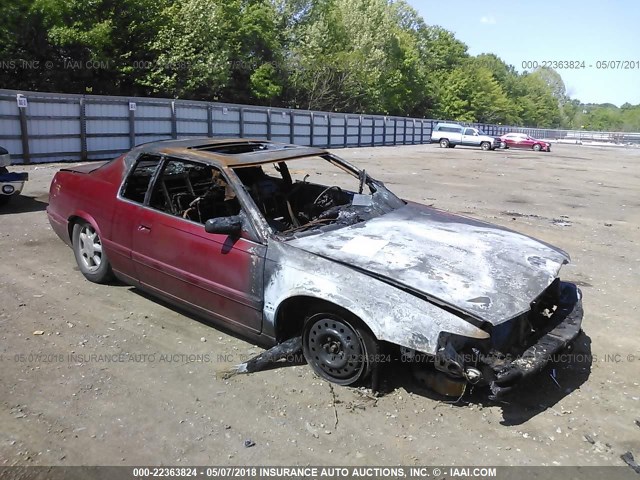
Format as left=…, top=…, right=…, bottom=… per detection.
left=410, top=0, right=640, bottom=106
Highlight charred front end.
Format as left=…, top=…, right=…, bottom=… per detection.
left=415, top=279, right=583, bottom=399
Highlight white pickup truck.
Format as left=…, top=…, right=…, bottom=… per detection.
left=430, top=122, right=501, bottom=151
left=0, top=147, right=28, bottom=205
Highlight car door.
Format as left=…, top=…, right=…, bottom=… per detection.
left=450, top=127, right=463, bottom=145
left=131, top=157, right=266, bottom=333
left=108, top=154, right=163, bottom=283
left=509, top=135, right=523, bottom=148
left=461, top=128, right=479, bottom=146
left=523, top=136, right=536, bottom=149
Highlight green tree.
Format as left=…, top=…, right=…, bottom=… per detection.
left=0, top=0, right=62, bottom=91
left=513, top=73, right=562, bottom=127
left=33, top=0, right=169, bottom=94
left=145, top=0, right=284, bottom=102
left=436, top=61, right=514, bottom=124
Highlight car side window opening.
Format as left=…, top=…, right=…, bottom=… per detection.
left=149, top=159, right=240, bottom=224
left=121, top=155, right=162, bottom=203
left=464, top=128, right=475, bottom=135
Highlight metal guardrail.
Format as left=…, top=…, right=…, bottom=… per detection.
left=1, top=89, right=639, bottom=164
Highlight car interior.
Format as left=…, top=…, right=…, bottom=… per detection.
left=233, top=158, right=368, bottom=234
left=147, top=160, right=241, bottom=223
left=122, top=154, right=380, bottom=235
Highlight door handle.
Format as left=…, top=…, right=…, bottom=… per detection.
left=138, top=224, right=151, bottom=232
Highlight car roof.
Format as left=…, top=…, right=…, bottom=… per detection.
left=134, top=138, right=328, bottom=168
left=435, top=122, right=463, bottom=128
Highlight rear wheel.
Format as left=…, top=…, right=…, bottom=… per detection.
left=533, top=143, right=542, bottom=151
left=72, top=221, right=113, bottom=283
left=480, top=141, right=491, bottom=151
left=302, top=311, right=378, bottom=386
left=439, top=138, right=449, bottom=148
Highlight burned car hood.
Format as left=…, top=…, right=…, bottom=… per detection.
left=287, top=203, right=569, bottom=325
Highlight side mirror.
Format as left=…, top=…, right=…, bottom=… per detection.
left=205, top=215, right=242, bottom=235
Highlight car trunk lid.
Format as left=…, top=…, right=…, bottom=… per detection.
left=60, top=161, right=109, bottom=174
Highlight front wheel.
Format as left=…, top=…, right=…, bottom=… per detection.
left=533, top=144, right=542, bottom=151
left=72, top=221, right=113, bottom=283
left=480, top=141, right=491, bottom=151
left=439, top=138, right=449, bottom=148
left=302, top=311, right=378, bottom=386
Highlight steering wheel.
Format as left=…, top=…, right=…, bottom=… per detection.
left=313, top=186, right=342, bottom=209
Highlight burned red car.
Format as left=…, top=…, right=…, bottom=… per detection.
left=499, top=132, right=551, bottom=152
left=47, top=139, right=582, bottom=398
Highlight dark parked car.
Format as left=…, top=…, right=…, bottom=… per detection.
left=47, top=139, right=582, bottom=398
left=500, top=133, right=551, bottom=152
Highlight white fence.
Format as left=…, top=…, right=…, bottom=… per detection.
left=1, top=89, right=638, bottom=164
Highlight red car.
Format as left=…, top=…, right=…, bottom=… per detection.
left=46, top=138, right=583, bottom=398
left=499, top=133, right=551, bottom=152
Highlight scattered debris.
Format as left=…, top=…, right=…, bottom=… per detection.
left=305, top=423, right=320, bottom=439
left=243, top=439, right=255, bottom=448
left=635, top=419, right=640, bottom=429
left=32, top=330, right=44, bottom=335
left=621, top=451, right=640, bottom=474
left=200, top=337, right=206, bottom=342
left=583, top=434, right=596, bottom=445
left=345, top=402, right=367, bottom=412
left=604, top=222, right=613, bottom=227
left=221, top=336, right=302, bottom=379
left=551, top=218, right=572, bottom=227
left=501, top=211, right=543, bottom=221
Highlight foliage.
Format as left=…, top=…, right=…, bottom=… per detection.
left=0, top=0, right=636, bottom=131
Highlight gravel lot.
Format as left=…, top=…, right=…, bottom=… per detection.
left=0, top=143, right=639, bottom=467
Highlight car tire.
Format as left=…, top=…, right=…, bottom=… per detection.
left=72, top=221, right=113, bottom=283
left=439, top=138, right=449, bottom=148
left=302, top=310, right=378, bottom=386
left=480, top=141, right=491, bottom=151
left=533, top=144, right=542, bottom=151
left=0, top=167, right=10, bottom=206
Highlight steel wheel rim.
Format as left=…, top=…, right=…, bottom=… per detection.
left=78, top=225, right=102, bottom=272
left=439, top=139, right=448, bottom=148
left=307, top=317, right=364, bottom=381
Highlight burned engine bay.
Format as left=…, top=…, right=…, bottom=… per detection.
left=232, top=156, right=404, bottom=237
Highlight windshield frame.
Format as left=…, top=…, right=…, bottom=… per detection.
left=229, top=152, right=405, bottom=239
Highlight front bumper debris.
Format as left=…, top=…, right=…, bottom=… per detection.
left=488, top=281, right=583, bottom=399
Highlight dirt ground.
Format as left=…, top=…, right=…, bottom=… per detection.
left=0, top=143, right=639, bottom=468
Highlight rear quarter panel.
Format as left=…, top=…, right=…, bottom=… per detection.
left=47, top=158, right=125, bottom=246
